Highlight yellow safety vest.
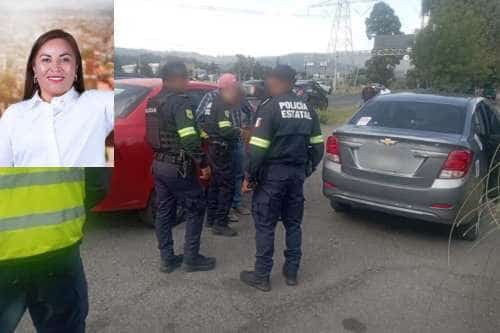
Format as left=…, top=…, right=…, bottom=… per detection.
left=0, top=167, right=86, bottom=262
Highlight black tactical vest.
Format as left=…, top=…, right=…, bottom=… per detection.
left=145, top=92, right=184, bottom=157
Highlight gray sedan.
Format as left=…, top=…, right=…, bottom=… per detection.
left=322, top=93, right=500, bottom=241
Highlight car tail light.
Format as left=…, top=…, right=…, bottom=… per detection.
left=324, top=181, right=336, bottom=189
left=326, top=135, right=341, bottom=163
left=439, top=150, right=473, bottom=179
left=431, top=203, right=454, bottom=209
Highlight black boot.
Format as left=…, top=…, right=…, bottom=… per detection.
left=212, top=225, right=238, bottom=237
left=183, top=254, right=216, bottom=272
left=240, top=271, right=271, bottom=292
left=282, top=268, right=298, bottom=286
left=160, top=254, right=183, bottom=273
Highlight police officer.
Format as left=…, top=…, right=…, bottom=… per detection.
left=240, top=65, right=325, bottom=291
left=146, top=62, right=216, bottom=273
left=196, top=73, right=243, bottom=237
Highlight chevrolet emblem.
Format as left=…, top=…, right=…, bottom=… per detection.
left=380, top=138, right=397, bottom=145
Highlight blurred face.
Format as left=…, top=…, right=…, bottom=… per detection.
left=265, top=77, right=291, bottom=97
left=165, top=76, right=189, bottom=93
left=33, top=38, right=77, bottom=102
left=220, top=85, right=241, bottom=106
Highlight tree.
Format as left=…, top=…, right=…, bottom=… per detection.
left=139, top=63, right=154, bottom=77
left=207, top=62, right=220, bottom=75
left=365, top=1, right=402, bottom=39
left=412, top=0, right=499, bottom=91
left=365, top=56, right=399, bottom=86
left=231, top=55, right=270, bottom=80
left=364, top=2, right=403, bottom=86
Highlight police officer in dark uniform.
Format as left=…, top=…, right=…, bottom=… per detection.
left=196, top=74, right=243, bottom=237
left=146, top=62, right=216, bottom=273
left=240, top=65, right=325, bottom=291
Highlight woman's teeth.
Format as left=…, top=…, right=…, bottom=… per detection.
left=47, top=77, right=64, bottom=82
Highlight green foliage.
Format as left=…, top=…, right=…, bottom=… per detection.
left=365, top=1, right=402, bottom=39
left=231, top=55, right=272, bottom=80
left=364, top=2, right=403, bottom=86
left=412, top=0, right=500, bottom=92
left=365, top=56, right=401, bottom=86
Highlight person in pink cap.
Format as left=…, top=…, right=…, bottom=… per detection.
left=195, top=73, right=251, bottom=237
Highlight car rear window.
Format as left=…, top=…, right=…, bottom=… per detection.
left=350, top=101, right=467, bottom=134
left=115, top=84, right=152, bottom=118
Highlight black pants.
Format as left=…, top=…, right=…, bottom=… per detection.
left=206, top=143, right=235, bottom=227
left=0, top=246, right=88, bottom=333
left=252, top=164, right=306, bottom=278
left=153, top=160, right=206, bottom=262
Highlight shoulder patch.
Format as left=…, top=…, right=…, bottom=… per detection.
left=186, top=109, right=194, bottom=119
left=224, top=110, right=230, bottom=119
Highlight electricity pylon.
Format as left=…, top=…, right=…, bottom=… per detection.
left=309, top=0, right=376, bottom=91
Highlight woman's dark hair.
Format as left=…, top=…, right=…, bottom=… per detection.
left=23, top=29, right=85, bottom=100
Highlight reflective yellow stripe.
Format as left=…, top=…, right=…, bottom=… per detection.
left=200, top=130, right=209, bottom=139
left=218, top=120, right=232, bottom=128
left=0, top=206, right=85, bottom=232
left=0, top=168, right=83, bottom=190
left=249, top=136, right=271, bottom=149
left=177, top=127, right=196, bottom=138
left=310, top=135, right=324, bottom=144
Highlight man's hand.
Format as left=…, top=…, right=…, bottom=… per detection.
left=199, top=166, right=211, bottom=181
left=241, top=178, right=253, bottom=193
left=240, top=128, right=252, bottom=143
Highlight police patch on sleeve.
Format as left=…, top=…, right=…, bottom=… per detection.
left=255, top=117, right=263, bottom=128
left=186, top=109, right=194, bottom=119
left=224, top=110, right=230, bottom=119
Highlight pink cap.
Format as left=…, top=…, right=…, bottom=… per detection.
left=217, top=73, right=239, bottom=89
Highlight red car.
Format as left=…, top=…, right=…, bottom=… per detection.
left=92, top=78, right=217, bottom=225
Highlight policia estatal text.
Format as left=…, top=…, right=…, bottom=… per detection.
left=240, top=65, right=325, bottom=291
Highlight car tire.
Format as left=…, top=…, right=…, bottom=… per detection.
left=457, top=194, right=484, bottom=242
left=139, top=190, right=186, bottom=228
left=330, top=200, right=351, bottom=213
left=139, top=190, right=157, bottom=228
left=457, top=220, right=480, bottom=242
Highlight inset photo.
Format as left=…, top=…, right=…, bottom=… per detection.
left=0, top=0, right=114, bottom=167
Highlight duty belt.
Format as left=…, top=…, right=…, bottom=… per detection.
left=153, top=152, right=183, bottom=164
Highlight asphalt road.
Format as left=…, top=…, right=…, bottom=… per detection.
left=17, top=127, right=500, bottom=333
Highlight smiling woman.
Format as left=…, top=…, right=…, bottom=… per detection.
left=0, top=29, right=114, bottom=167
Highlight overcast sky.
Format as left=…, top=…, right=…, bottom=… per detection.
left=115, top=0, right=422, bottom=57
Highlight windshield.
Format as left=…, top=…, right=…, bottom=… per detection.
left=350, top=101, right=467, bottom=134
left=115, top=84, right=152, bottom=118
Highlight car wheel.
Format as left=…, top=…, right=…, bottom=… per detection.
left=139, top=190, right=157, bottom=228
left=139, top=190, right=187, bottom=228
left=457, top=195, right=484, bottom=242
left=330, top=200, right=351, bottom=213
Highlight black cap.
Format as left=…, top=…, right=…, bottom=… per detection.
left=267, top=65, right=296, bottom=83
left=160, top=61, right=188, bottom=79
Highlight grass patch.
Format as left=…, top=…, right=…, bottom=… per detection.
left=319, top=104, right=359, bottom=126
